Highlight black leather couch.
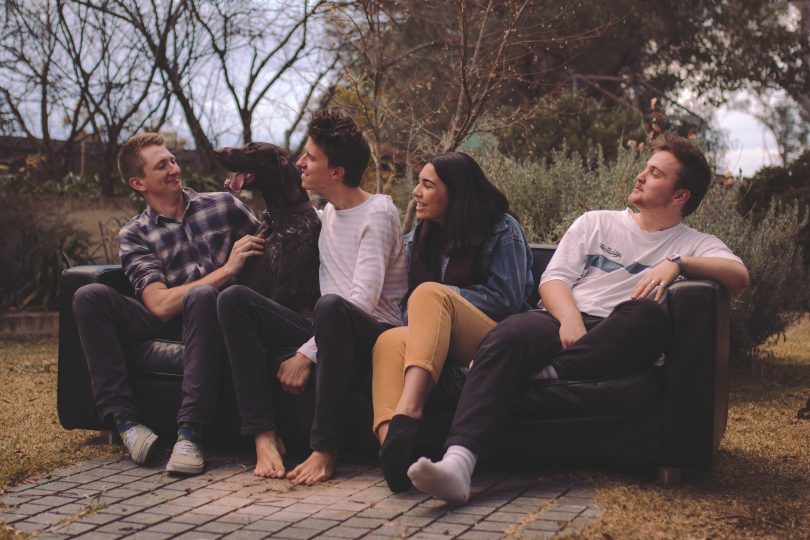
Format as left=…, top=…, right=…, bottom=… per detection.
left=58, top=244, right=731, bottom=477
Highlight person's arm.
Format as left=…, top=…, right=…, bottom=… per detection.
left=282, top=207, right=402, bottom=393
left=456, top=217, right=533, bottom=321
left=540, top=279, right=586, bottom=348
left=632, top=256, right=749, bottom=301
left=536, top=213, right=591, bottom=347
left=142, top=234, right=265, bottom=322
left=344, top=209, right=402, bottom=313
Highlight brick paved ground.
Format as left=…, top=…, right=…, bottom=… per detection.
left=0, top=448, right=602, bottom=539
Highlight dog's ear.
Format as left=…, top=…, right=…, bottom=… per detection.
left=279, top=155, right=302, bottom=200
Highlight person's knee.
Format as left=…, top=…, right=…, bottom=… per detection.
left=621, top=298, right=669, bottom=326
left=313, top=293, right=350, bottom=324
left=620, top=298, right=671, bottom=339
left=217, top=285, right=251, bottom=319
left=372, top=328, right=405, bottom=371
left=73, top=283, right=116, bottom=317
left=408, top=282, right=448, bottom=310
left=476, top=312, right=557, bottom=361
left=183, top=284, right=218, bottom=312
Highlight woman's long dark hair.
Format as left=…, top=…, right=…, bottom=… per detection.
left=428, top=152, right=511, bottom=253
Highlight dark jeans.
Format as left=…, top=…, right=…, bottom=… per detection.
left=217, top=285, right=313, bottom=436
left=72, top=283, right=226, bottom=426
left=445, top=298, right=672, bottom=456
left=218, top=287, right=388, bottom=452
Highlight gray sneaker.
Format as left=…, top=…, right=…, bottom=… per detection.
left=166, top=440, right=204, bottom=475
left=121, top=424, right=158, bottom=465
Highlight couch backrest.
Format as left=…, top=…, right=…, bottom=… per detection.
left=528, top=243, right=556, bottom=307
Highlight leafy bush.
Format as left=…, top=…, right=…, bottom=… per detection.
left=690, top=193, right=809, bottom=357
left=0, top=172, right=129, bottom=196
left=0, top=194, right=95, bottom=309
left=477, top=145, right=638, bottom=243
left=474, top=147, right=810, bottom=359
left=737, top=149, right=810, bottom=267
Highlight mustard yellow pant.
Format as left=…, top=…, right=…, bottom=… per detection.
left=371, top=282, right=497, bottom=433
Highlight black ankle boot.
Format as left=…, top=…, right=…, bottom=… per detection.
left=380, top=414, right=420, bottom=493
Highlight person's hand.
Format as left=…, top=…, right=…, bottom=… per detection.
left=277, top=352, right=313, bottom=394
left=223, top=234, right=264, bottom=276
left=631, top=260, right=680, bottom=302
left=558, top=317, right=586, bottom=349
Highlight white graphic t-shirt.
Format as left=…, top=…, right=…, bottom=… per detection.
left=538, top=208, right=743, bottom=317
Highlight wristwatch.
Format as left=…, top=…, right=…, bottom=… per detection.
left=666, top=254, right=686, bottom=275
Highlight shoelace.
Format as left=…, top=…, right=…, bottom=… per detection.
left=174, top=441, right=198, bottom=455
left=123, top=428, right=144, bottom=447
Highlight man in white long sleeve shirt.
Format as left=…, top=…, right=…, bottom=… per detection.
left=218, top=110, right=407, bottom=484
left=407, top=134, right=750, bottom=505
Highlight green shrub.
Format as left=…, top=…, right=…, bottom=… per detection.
left=0, top=194, right=95, bottom=309
left=690, top=193, right=809, bottom=357
left=474, top=147, right=809, bottom=359
left=477, top=146, right=638, bottom=243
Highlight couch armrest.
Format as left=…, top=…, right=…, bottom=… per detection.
left=58, top=265, right=130, bottom=430
left=661, top=279, right=730, bottom=469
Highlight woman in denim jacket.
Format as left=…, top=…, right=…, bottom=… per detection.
left=371, top=152, right=533, bottom=492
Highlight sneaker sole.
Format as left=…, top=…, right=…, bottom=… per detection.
left=132, top=432, right=158, bottom=465
left=165, top=460, right=204, bottom=475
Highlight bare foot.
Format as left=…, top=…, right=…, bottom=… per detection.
left=254, top=431, right=287, bottom=478
left=286, top=451, right=336, bottom=485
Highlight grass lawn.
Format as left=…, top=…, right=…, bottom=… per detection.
left=581, top=316, right=810, bottom=539
left=0, top=318, right=808, bottom=538
left=0, top=337, right=119, bottom=491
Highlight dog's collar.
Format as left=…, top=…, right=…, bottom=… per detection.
left=262, top=200, right=314, bottom=223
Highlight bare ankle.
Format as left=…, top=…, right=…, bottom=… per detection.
left=393, top=403, right=424, bottom=420
left=377, top=421, right=390, bottom=443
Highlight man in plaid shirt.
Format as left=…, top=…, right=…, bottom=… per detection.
left=73, top=133, right=261, bottom=474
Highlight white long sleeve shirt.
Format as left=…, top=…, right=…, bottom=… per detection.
left=297, top=194, right=407, bottom=362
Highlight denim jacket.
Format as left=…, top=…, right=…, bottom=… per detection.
left=402, top=213, right=534, bottom=322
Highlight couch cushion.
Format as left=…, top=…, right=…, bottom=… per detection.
left=509, top=367, right=663, bottom=420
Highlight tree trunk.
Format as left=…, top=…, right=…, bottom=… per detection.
left=158, top=57, right=221, bottom=175
left=794, top=1, right=810, bottom=117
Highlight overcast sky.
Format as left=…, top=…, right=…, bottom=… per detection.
left=716, top=107, right=779, bottom=177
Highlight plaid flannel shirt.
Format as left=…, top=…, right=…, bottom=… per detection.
left=119, top=188, right=260, bottom=297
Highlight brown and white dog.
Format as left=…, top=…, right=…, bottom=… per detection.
left=214, top=142, right=320, bottom=313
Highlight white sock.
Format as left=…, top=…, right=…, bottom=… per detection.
left=407, top=445, right=477, bottom=505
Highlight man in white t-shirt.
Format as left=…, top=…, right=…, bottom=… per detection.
left=217, top=110, right=407, bottom=485
left=407, top=134, right=750, bottom=504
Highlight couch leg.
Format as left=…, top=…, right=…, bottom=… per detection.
left=657, top=467, right=682, bottom=485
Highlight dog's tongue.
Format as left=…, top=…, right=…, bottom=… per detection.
left=228, top=172, right=246, bottom=194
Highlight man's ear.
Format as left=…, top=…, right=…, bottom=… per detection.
left=331, top=165, right=346, bottom=184
left=672, top=188, right=691, bottom=207
left=128, top=177, right=146, bottom=193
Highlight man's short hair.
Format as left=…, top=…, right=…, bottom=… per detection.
left=306, top=110, right=370, bottom=187
left=651, top=133, right=712, bottom=217
left=118, top=132, right=165, bottom=182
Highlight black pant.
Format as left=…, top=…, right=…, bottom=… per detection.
left=218, top=287, right=387, bottom=452
left=73, top=283, right=225, bottom=426
left=445, top=298, right=672, bottom=456
left=217, top=285, right=314, bottom=436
